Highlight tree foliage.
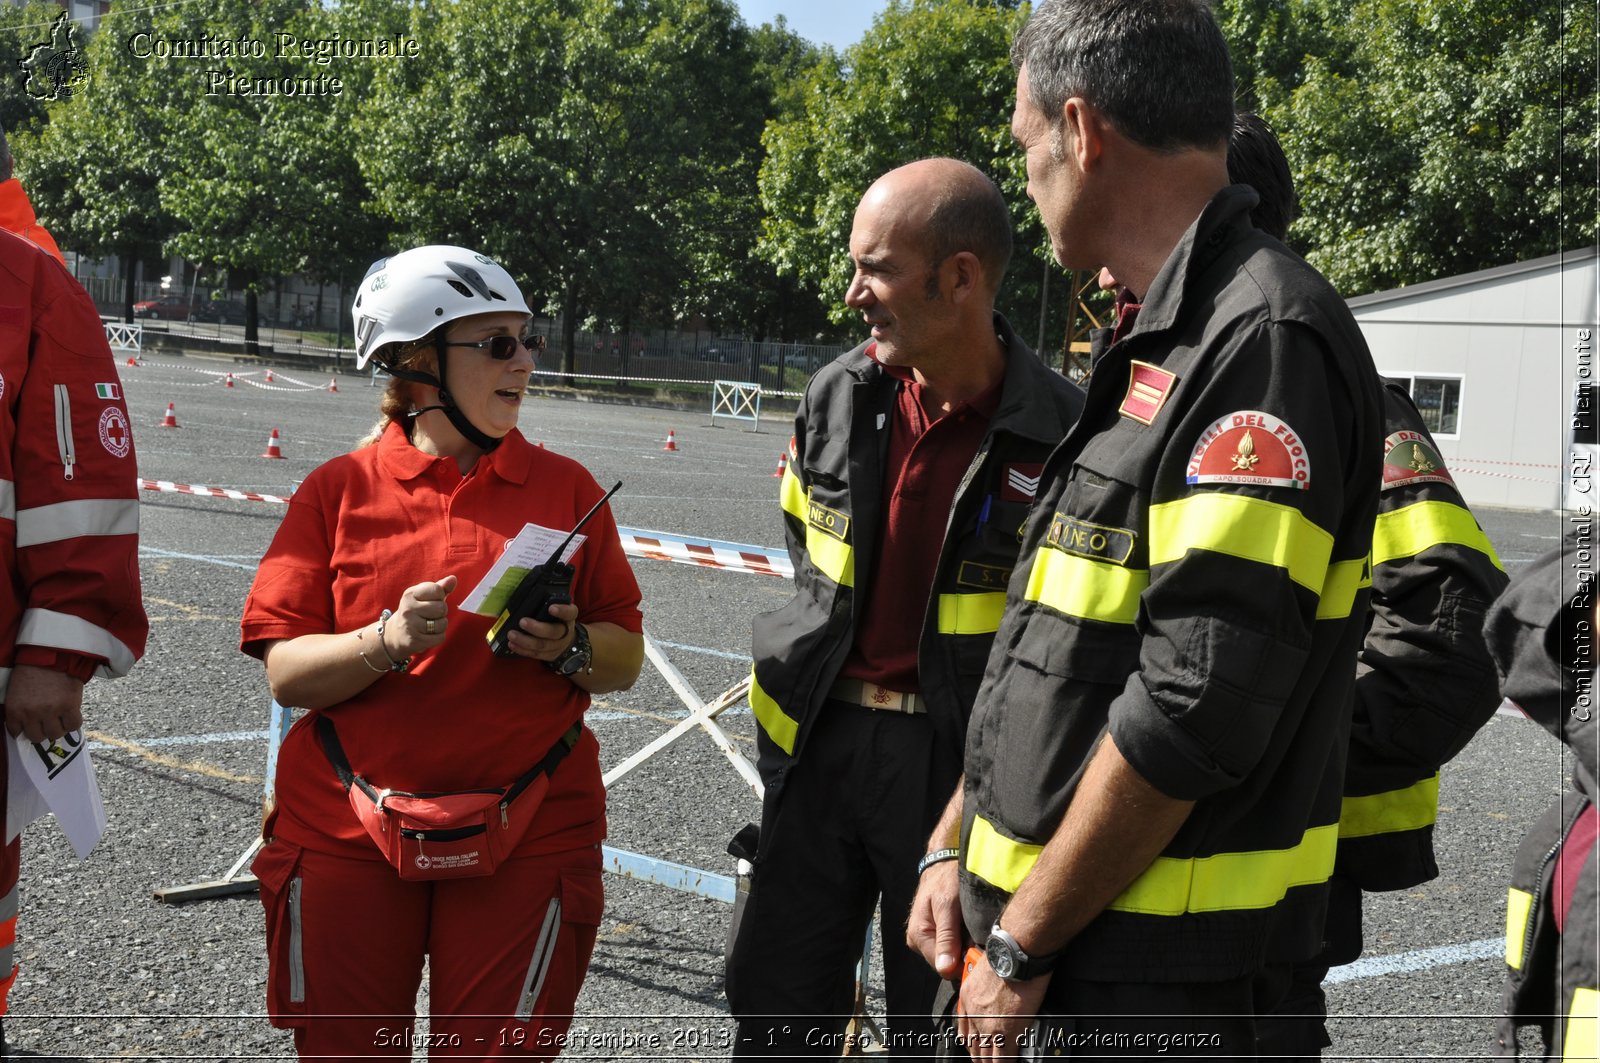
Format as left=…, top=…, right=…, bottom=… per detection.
left=1220, top=0, right=1597, bottom=294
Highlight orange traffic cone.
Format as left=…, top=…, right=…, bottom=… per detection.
left=662, top=429, right=679, bottom=452
left=329, top=376, right=339, bottom=393
left=159, top=402, right=179, bottom=428
left=225, top=372, right=235, bottom=388
left=265, top=369, right=274, bottom=383
left=772, top=453, right=788, bottom=478
left=261, top=428, right=285, bottom=459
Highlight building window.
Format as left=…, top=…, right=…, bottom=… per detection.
left=1385, top=375, right=1462, bottom=436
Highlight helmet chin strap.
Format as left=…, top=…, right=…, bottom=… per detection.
left=389, top=345, right=503, bottom=453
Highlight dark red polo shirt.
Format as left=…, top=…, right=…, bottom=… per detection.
left=839, top=350, right=1000, bottom=693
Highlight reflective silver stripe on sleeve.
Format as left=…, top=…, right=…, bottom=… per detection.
left=17, top=608, right=136, bottom=678
left=515, top=897, right=562, bottom=1022
left=0, top=885, right=17, bottom=980
left=16, top=498, right=140, bottom=548
left=0, top=479, right=14, bottom=521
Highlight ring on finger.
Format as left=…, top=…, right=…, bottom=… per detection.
left=425, top=618, right=437, bottom=635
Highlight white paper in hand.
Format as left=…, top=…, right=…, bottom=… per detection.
left=6, top=731, right=106, bottom=859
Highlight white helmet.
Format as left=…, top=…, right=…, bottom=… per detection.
left=352, top=245, right=530, bottom=370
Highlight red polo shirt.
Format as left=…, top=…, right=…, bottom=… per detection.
left=241, top=422, right=643, bottom=859
left=840, top=351, right=1000, bottom=693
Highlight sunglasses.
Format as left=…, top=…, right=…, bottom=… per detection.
left=445, top=334, right=536, bottom=360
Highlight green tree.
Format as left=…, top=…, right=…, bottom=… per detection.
left=756, top=0, right=1080, bottom=358
left=0, top=2, right=66, bottom=135
left=1236, top=0, right=1596, bottom=294
left=157, top=0, right=390, bottom=351
left=360, top=0, right=774, bottom=377
left=19, top=1, right=181, bottom=320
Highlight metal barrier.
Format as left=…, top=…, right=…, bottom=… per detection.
left=104, top=322, right=142, bottom=354
left=712, top=379, right=763, bottom=431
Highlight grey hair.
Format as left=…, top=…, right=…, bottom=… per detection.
left=1012, top=0, right=1234, bottom=153
left=919, top=158, right=1015, bottom=296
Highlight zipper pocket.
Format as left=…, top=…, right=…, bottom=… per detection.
left=53, top=385, right=74, bottom=480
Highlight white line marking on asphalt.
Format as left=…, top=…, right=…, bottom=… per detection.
left=140, top=546, right=258, bottom=571
left=1325, top=937, right=1502, bottom=984
left=652, top=639, right=751, bottom=662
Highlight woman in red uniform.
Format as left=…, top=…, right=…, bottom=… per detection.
left=240, top=245, right=644, bottom=1059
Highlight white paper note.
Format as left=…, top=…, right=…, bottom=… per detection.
left=7, top=730, right=107, bottom=860
left=461, top=523, right=587, bottom=616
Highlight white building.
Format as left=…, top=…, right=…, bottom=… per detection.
left=1348, top=246, right=1599, bottom=511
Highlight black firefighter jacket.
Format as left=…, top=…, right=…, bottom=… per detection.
left=748, top=315, right=1084, bottom=810
left=961, top=186, right=1386, bottom=982
left=1336, top=383, right=1508, bottom=892
left=1487, top=532, right=1598, bottom=1059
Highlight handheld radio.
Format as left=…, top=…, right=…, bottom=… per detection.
left=486, top=481, right=622, bottom=658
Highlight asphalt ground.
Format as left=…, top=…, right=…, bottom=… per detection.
left=3, top=352, right=1577, bottom=1060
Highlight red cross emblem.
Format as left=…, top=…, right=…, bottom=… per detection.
left=98, top=407, right=131, bottom=459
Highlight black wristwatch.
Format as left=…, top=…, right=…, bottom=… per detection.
left=546, top=623, right=592, bottom=676
left=985, top=924, right=1057, bottom=983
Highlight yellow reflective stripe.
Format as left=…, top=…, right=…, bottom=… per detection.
left=1107, top=823, right=1338, bottom=916
left=1149, top=493, right=1333, bottom=594
left=1563, top=987, right=1599, bottom=1061
left=967, top=815, right=1337, bottom=915
left=1506, top=887, right=1535, bottom=971
left=806, top=527, right=854, bottom=587
left=748, top=671, right=799, bottom=755
left=937, top=592, right=1007, bottom=635
left=1317, top=556, right=1371, bottom=620
left=1338, top=774, right=1440, bottom=839
left=1023, top=548, right=1147, bottom=624
left=779, top=463, right=805, bottom=521
left=965, top=814, right=1043, bottom=893
left=1373, top=499, right=1505, bottom=571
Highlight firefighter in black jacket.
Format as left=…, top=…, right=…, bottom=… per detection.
left=727, top=158, right=1083, bottom=1058
left=1488, top=533, right=1598, bottom=1059
left=1203, top=114, right=1512, bottom=1057
left=907, top=5, right=1387, bottom=1054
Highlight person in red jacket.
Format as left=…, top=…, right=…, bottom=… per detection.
left=0, top=228, right=147, bottom=1055
left=241, top=245, right=644, bottom=1059
left=0, top=125, right=66, bottom=267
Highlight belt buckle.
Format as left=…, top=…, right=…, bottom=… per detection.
left=864, top=684, right=904, bottom=712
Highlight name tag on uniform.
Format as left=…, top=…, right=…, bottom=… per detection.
left=956, top=561, right=1012, bottom=590
left=1046, top=514, right=1136, bottom=564
left=807, top=500, right=850, bottom=541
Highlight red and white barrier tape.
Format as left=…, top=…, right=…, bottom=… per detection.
left=138, top=478, right=294, bottom=505
left=135, top=480, right=794, bottom=579
left=617, top=529, right=792, bottom=579
left=1448, top=466, right=1561, bottom=487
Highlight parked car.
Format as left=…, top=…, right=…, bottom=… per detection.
left=132, top=296, right=197, bottom=320
left=189, top=299, right=263, bottom=326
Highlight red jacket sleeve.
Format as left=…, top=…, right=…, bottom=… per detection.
left=1, top=232, right=146, bottom=687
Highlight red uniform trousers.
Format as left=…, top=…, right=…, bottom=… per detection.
left=253, top=839, right=602, bottom=1060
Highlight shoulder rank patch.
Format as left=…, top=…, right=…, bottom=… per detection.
left=1119, top=361, right=1177, bottom=424
left=1046, top=513, right=1135, bottom=564
left=807, top=499, right=849, bottom=542
left=1186, top=410, right=1310, bottom=490
left=1001, top=463, right=1042, bottom=502
left=1382, top=430, right=1454, bottom=489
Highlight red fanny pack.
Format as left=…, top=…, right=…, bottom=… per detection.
left=316, top=715, right=580, bottom=881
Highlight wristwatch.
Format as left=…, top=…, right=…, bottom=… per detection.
left=546, top=623, right=592, bottom=676
left=985, top=923, right=1057, bottom=983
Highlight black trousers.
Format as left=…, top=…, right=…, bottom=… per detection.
left=1254, top=876, right=1363, bottom=1061
left=726, top=703, right=943, bottom=1060
left=934, top=974, right=1258, bottom=1060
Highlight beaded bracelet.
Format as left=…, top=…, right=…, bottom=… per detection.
left=916, top=847, right=961, bottom=875
left=375, top=609, right=411, bottom=673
